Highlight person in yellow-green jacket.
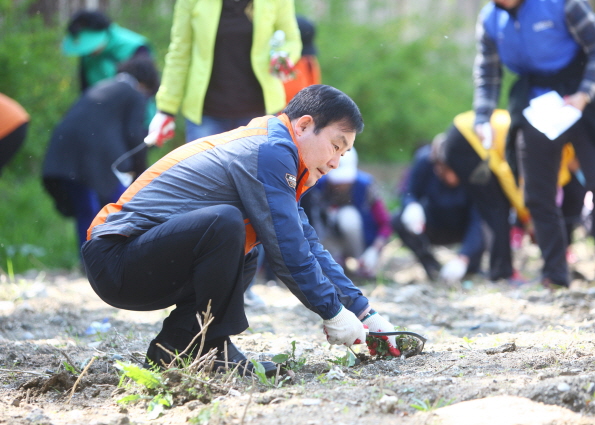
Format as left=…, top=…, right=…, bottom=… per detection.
left=146, top=0, right=302, bottom=146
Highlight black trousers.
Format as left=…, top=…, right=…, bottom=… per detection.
left=517, top=116, right=595, bottom=286
left=443, top=126, right=513, bottom=281
left=561, top=173, right=587, bottom=246
left=82, top=205, right=258, bottom=349
left=392, top=211, right=483, bottom=279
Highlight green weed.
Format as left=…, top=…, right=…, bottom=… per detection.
left=115, top=361, right=173, bottom=419
left=329, top=349, right=357, bottom=367
left=271, top=340, right=307, bottom=372
left=188, top=401, right=221, bottom=424
left=250, top=360, right=287, bottom=388
left=410, top=397, right=455, bottom=412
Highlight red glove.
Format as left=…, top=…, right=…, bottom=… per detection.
left=362, top=313, right=401, bottom=357
left=145, top=112, right=175, bottom=147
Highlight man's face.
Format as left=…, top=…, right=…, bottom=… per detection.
left=293, top=116, right=356, bottom=187
left=494, top=0, right=522, bottom=10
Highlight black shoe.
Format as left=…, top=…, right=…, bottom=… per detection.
left=214, top=341, right=278, bottom=377
left=144, top=339, right=194, bottom=370
left=421, top=258, right=441, bottom=282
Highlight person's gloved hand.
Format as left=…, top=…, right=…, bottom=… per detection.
left=440, top=256, right=468, bottom=282
left=322, top=306, right=366, bottom=346
left=362, top=312, right=401, bottom=357
left=358, top=246, right=379, bottom=277
left=401, top=202, right=425, bottom=235
left=145, top=111, right=175, bottom=147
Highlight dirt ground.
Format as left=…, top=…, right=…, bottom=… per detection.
left=1, top=231, right=595, bottom=425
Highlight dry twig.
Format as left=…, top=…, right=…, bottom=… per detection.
left=67, top=356, right=96, bottom=404
left=0, top=368, right=50, bottom=377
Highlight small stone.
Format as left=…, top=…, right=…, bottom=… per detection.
left=557, top=382, right=571, bottom=392
left=376, top=394, right=399, bottom=413
left=114, top=415, right=130, bottom=425
left=326, top=366, right=345, bottom=380
left=485, top=342, right=516, bottom=355
left=186, top=401, right=202, bottom=411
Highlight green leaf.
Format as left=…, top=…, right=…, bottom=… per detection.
left=117, top=394, right=143, bottom=405
left=62, top=361, right=78, bottom=375
left=272, top=354, right=289, bottom=364
left=253, top=360, right=266, bottom=376
left=345, top=350, right=357, bottom=367
left=116, top=361, right=162, bottom=389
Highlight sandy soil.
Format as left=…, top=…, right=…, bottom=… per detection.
left=1, top=233, right=595, bottom=425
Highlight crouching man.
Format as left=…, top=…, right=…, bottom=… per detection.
left=81, top=85, right=398, bottom=376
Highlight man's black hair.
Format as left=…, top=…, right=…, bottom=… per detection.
left=67, top=10, right=111, bottom=36
left=282, top=85, right=364, bottom=134
left=117, top=56, right=160, bottom=95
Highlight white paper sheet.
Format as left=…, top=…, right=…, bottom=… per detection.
left=522, top=91, right=582, bottom=140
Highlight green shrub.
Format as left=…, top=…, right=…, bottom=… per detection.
left=316, top=17, right=476, bottom=162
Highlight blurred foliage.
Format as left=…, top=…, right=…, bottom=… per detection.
left=0, top=1, right=177, bottom=274
left=0, top=0, right=499, bottom=273
left=314, top=16, right=476, bottom=162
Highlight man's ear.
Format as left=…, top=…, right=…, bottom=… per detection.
left=293, top=115, right=314, bottom=137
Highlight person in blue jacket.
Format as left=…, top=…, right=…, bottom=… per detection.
left=81, top=85, right=401, bottom=376
left=473, top=0, right=595, bottom=288
left=304, top=148, right=392, bottom=278
left=392, top=142, right=485, bottom=282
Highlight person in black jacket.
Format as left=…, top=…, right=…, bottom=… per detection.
left=392, top=142, right=485, bottom=282
left=43, top=56, right=159, bottom=251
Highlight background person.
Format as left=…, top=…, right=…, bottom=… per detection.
left=438, top=109, right=528, bottom=283
left=392, top=143, right=485, bottom=283
left=62, top=10, right=154, bottom=92
left=42, top=57, right=159, bottom=251
left=146, top=0, right=302, bottom=145
left=304, top=148, right=392, bottom=278
left=283, top=15, right=322, bottom=104
left=0, top=93, right=29, bottom=176
left=473, top=0, right=595, bottom=288
left=81, top=85, right=400, bottom=375
left=62, top=9, right=156, bottom=125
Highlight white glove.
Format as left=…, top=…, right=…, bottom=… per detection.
left=362, top=312, right=397, bottom=349
left=440, top=256, right=468, bottom=282
left=359, top=246, right=379, bottom=276
left=401, top=202, right=425, bottom=235
left=145, top=111, right=175, bottom=147
left=323, top=306, right=366, bottom=346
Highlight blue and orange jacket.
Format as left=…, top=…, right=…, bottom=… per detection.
left=87, top=114, right=369, bottom=320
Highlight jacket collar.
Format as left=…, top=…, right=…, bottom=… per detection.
left=277, top=113, right=311, bottom=200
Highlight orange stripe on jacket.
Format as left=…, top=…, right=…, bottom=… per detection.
left=87, top=125, right=269, bottom=240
